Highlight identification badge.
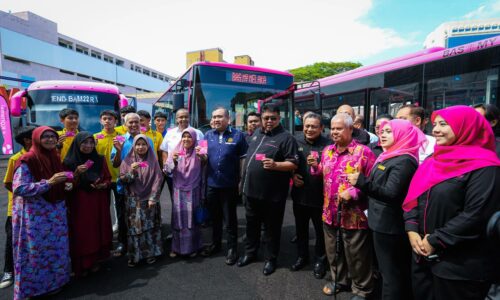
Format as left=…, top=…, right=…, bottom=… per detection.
left=377, top=165, right=386, bottom=171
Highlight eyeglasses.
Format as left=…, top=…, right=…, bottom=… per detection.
left=262, top=116, right=278, bottom=121
left=41, top=134, right=58, bottom=140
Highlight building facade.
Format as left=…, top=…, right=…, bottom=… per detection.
left=424, top=18, right=500, bottom=49
left=0, top=10, right=174, bottom=93
left=186, top=48, right=254, bottom=68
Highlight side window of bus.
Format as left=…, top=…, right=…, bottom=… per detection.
left=321, top=92, right=365, bottom=135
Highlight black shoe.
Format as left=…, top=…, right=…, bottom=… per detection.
left=290, top=257, right=309, bottom=271
left=201, top=244, right=221, bottom=257
left=263, top=259, right=276, bottom=276
left=313, top=258, right=326, bottom=279
left=237, top=255, right=255, bottom=267
left=289, top=235, right=297, bottom=243
left=225, top=248, right=238, bottom=265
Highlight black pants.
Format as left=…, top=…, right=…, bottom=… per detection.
left=243, top=196, right=286, bottom=261
left=292, top=203, right=325, bottom=259
left=433, top=276, right=491, bottom=300
left=113, top=183, right=127, bottom=249
left=411, top=254, right=434, bottom=300
left=373, top=231, right=412, bottom=300
left=207, top=186, right=238, bottom=250
left=3, top=216, right=13, bottom=273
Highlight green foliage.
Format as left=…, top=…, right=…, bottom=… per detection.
left=289, top=61, right=362, bottom=82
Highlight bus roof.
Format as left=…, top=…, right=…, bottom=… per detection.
left=27, top=80, right=120, bottom=94
left=191, top=61, right=293, bottom=77
left=298, top=35, right=500, bottom=94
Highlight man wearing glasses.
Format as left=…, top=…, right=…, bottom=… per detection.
left=238, top=105, right=299, bottom=276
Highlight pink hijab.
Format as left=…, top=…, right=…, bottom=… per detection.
left=403, top=105, right=500, bottom=212
left=170, top=128, right=202, bottom=191
left=375, top=119, right=426, bottom=165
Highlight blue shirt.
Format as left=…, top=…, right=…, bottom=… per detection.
left=110, top=132, right=154, bottom=194
left=205, top=127, right=248, bottom=188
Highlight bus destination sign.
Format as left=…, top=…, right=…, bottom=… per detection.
left=51, top=93, right=99, bottom=104
left=227, top=72, right=273, bottom=85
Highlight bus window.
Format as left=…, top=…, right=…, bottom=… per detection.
left=427, top=69, right=499, bottom=111
left=321, top=91, right=365, bottom=133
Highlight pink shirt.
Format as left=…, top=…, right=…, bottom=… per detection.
left=312, top=139, right=375, bottom=229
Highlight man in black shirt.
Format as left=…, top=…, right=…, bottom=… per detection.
left=290, top=113, right=332, bottom=279
left=238, top=105, right=299, bottom=276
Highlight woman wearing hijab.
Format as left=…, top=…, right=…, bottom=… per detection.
left=120, top=134, right=163, bottom=267
left=403, top=106, right=500, bottom=300
left=12, top=126, right=71, bottom=299
left=63, top=132, right=112, bottom=277
left=348, top=119, right=425, bottom=300
left=166, top=128, right=206, bottom=258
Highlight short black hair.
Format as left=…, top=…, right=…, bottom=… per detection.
left=137, top=110, right=151, bottom=119
left=261, top=105, right=280, bottom=115
left=59, top=108, right=79, bottom=119
left=247, top=111, right=260, bottom=118
left=120, top=105, right=136, bottom=115
left=474, top=103, right=500, bottom=123
left=100, top=110, right=118, bottom=120
left=399, top=104, right=424, bottom=121
left=154, top=111, right=167, bottom=120
left=376, top=114, right=393, bottom=121
left=14, top=126, right=36, bottom=147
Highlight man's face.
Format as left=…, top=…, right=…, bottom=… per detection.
left=100, top=115, right=117, bottom=130
left=211, top=109, right=230, bottom=132
left=126, top=116, right=140, bottom=135
left=154, top=117, right=167, bottom=131
left=139, top=116, right=151, bottom=130
left=303, top=117, right=322, bottom=141
left=176, top=111, right=189, bottom=129
left=330, top=119, right=352, bottom=145
left=61, top=114, right=79, bottom=131
left=247, top=115, right=261, bottom=132
left=261, top=111, right=280, bottom=131
left=396, top=107, right=420, bottom=128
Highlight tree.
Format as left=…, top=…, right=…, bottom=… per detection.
left=289, top=61, right=362, bottom=82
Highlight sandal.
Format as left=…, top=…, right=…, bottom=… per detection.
left=146, top=258, right=156, bottom=264
left=128, top=260, right=137, bottom=268
left=322, top=282, right=349, bottom=296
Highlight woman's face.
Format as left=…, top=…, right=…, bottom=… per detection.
left=79, top=137, right=95, bottom=154
left=181, top=132, right=194, bottom=149
left=40, top=130, right=58, bottom=151
left=379, top=124, right=395, bottom=150
left=135, top=139, right=149, bottom=156
left=432, top=115, right=457, bottom=146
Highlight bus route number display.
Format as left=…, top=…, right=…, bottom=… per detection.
left=227, top=72, right=273, bottom=85
left=50, top=93, right=99, bottom=104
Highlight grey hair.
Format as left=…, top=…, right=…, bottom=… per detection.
left=175, top=108, right=189, bottom=117
left=124, top=113, right=140, bottom=123
left=212, top=106, right=230, bottom=118
left=304, top=112, right=322, bottom=122
left=331, top=113, right=353, bottom=129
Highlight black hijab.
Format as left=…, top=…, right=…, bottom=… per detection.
left=63, top=131, right=104, bottom=191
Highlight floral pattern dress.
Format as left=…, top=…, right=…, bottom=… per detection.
left=12, top=163, right=71, bottom=300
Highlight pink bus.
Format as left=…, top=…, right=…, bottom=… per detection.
left=293, top=35, right=500, bottom=131
left=0, top=80, right=131, bottom=154
left=152, top=62, right=294, bottom=132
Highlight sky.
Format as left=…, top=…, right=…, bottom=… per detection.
left=1, top=0, right=500, bottom=77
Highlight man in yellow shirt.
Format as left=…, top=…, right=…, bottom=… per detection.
left=1, top=126, right=35, bottom=289
left=138, top=110, right=163, bottom=159
left=94, top=110, right=122, bottom=236
left=56, top=108, right=79, bottom=161
left=115, top=105, right=136, bottom=135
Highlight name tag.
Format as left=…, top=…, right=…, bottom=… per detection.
left=377, top=165, right=386, bottom=171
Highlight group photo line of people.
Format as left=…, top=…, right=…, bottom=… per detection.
left=1, top=100, right=499, bottom=300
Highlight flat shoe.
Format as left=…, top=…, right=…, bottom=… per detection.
left=128, top=260, right=137, bottom=268
left=169, top=252, right=177, bottom=258
left=146, top=258, right=156, bottom=264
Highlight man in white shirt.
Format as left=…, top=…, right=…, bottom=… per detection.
left=159, top=108, right=204, bottom=198
left=396, top=104, right=436, bottom=164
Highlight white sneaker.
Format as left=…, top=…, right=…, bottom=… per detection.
left=0, top=272, right=13, bottom=289
left=112, top=224, right=119, bottom=233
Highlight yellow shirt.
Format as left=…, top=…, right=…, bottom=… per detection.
left=115, top=125, right=128, bottom=135
left=4, top=148, right=26, bottom=217
left=57, top=128, right=78, bottom=161
left=144, top=128, right=164, bottom=154
left=94, top=129, right=119, bottom=182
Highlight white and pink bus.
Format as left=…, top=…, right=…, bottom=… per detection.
left=293, top=35, right=500, bottom=131
left=0, top=80, right=131, bottom=154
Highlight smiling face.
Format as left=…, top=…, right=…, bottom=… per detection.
left=40, top=130, right=58, bottom=151
left=303, top=117, right=322, bottom=142
left=212, top=108, right=230, bottom=132
left=176, top=110, right=189, bottom=130
left=126, top=115, right=140, bottom=135
left=181, top=132, right=194, bottom=149
left=134, top=138, right=149, bottom=156
left=432, top=115, right=457, bottom=146
left=330, top=118, right=352, bottom=145
left=379, top=124, right=395, bottom=150
left=79, top=137, right=96, bottom=154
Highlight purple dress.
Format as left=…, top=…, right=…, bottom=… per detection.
left=12, top=163, right=71, bottom=300
left=171, top=186, right=203, bottom=255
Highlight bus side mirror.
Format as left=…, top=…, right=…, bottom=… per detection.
left=10, top=90, right=26, bottom=117
left=173, top=93, right=184, bottom=111
left=119, top=94, right=129, bottom=108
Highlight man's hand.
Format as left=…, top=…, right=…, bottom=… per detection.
left=293, top=173, right=304, bottom=187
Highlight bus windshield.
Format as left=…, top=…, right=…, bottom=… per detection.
left=27, top=89, right=118, bottom=133
left=192, top=65, right=293, bottom=132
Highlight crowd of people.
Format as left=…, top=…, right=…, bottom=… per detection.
left=0, top=101, right=499, bottom=300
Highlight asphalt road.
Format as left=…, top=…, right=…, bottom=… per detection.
left=0, top=160, right=365, bottom=300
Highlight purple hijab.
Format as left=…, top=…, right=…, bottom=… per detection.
left=171, top=128, right=202, bottom=191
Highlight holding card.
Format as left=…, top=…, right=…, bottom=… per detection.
left=66, top=131, right=75, bottom=137
left=198, top=140, right=208, bottom=155
left=65, top=172, right=74, bottom=180
left=84, top=160, right=94, bottom=169
left=115, top=136, right=125, bottom=143
left=138, top=161, right=148, bottom=168
left=95, top=134, right=105, bottom=139
left=255, top=153, right=266, bottom=161
left=310, top=151, right=319, bottom=159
